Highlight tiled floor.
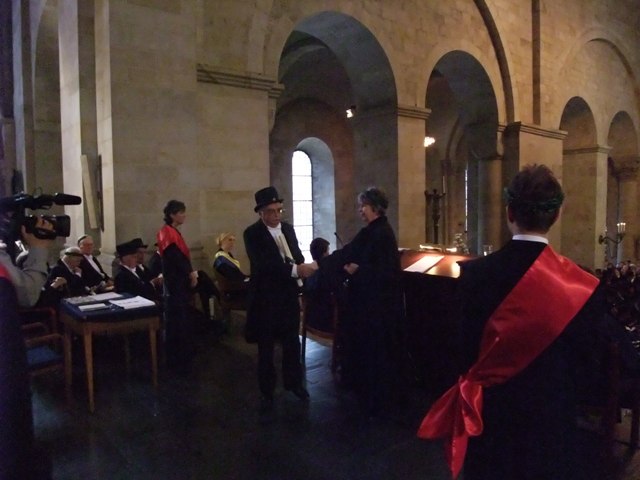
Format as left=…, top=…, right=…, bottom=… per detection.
left=31, top=313, right=640, bottom=479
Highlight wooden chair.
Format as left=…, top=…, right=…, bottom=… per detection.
left=300, top=292, right=341, bottom=373
left=21, top=322, right=71, bottom=403
left=212, top=269, right=247, bottom=318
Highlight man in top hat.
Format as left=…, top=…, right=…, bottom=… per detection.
left=114, top=240, right=158, bottom=301
left=243, top=186, right=318, bottom=412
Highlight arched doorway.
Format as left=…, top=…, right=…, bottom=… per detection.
left=271, top=11, right=397, bottom=243
left=425, top=50, right=499, bottom=253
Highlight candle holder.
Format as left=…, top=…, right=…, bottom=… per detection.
left=598, top=222, right=626, bottom=245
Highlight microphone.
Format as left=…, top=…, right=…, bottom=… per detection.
left=334, top=232, right=344, bottom=248
left=52, top=193, right=82, bottom=205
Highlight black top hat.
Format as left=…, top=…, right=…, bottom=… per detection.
left=116, top=241, right=138, bottom=257
left=254, top=186, right=283, bottom=212
left=130, top=237, right=148, bottom=249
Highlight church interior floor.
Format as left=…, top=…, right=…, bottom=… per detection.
left=31, top=312, right=640, bottom=480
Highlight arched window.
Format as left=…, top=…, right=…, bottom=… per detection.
left=292, top=150, right=313, bottom=261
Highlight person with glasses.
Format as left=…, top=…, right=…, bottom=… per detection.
left=243, top=186, right=318, bottom=413
left=320, top=187, right=403, bottom=417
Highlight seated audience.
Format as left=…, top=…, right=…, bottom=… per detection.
left=131, top=237, right=162, bottom=291
left=38, top=246, right=91, bottom=306
left=77, top=234, right=113, bottom=292
left=114, top=240, right=159, bottom=302
left=213, top=232, right=249, bottom=287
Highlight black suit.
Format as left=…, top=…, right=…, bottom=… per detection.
left=114, top=267, right=158, bottom=301
left=457, top=239, right=607, bottom=480
left=39, top=259, right=90, bottom=307
left=243, top=220, right=305, bottom=397
left=79, top=255, right=109, bottom=288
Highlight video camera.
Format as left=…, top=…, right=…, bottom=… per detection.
left=0, top=192, right=82, bottom=249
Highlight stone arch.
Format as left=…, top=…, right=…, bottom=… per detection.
left=426, top=50, right=499, bottom=253
left=551, top=32, right=640, bottom=136
left=607, top=111, right=639, bottom=263
left=559, top=96, right=602, bottom=267
left=473, top=0, right=516, bottom=123
left=271, top=11, right=397, bottom=240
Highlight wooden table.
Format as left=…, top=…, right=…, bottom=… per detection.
left=59, top=297, right=160, bottom=412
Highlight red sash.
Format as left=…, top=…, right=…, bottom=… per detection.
left=417, top=245, right=598, bottom=479
left=0, top=263, right=9, bottom=280
left=157, top=225, right=190, bottom=259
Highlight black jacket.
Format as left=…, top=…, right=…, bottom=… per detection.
left=457, top=239, right=607, bottom=480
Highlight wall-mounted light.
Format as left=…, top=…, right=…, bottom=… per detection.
left=424, top=136, right=435, bottom=147
left=346, top=105, right=356, bottom=118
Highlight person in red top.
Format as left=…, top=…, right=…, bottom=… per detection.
left=157, top=200, right=198, bottom=372
left=418, top=164, right=607, bottom=479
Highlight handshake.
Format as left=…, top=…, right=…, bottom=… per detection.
left=296, top=261, right=318, bottom=279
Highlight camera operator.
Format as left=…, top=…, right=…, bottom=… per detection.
left=0, top=217, right=53, bottom=306
left=0, top=213, right=57, bottom=479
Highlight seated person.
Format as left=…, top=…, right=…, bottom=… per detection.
left=114, top=240, right=159, bottom=302
left=38, top=247, right=91, bottom=306
left=77, top=234, right=113, bottom=292
left=131, top=237, right=163, bottom=291
left=147, top=243, right=162, bottom=280
left=303, top=237, right=335, bottom=334
left=213, top=232, right=249, bottom=289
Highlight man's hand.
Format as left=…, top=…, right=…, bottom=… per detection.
left=189, top=270, right=199, bottom=288
left=343, top=262, right=359, bottom=275
left=50, top=277, right=67, bottom=290
left=21, top=217, right=55, bottom=248
left=297, top=262, right=318, bottom=279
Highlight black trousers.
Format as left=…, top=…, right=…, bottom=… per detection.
left=256, top=322, right=303, bottom=397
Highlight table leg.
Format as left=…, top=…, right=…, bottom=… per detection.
left=83, top=332, right=95, bottom=413
left=63, top=327, right=73, bottom=398
left=149, top=326, right=158, bottom=388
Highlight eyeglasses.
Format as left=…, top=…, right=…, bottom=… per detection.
left=262, top=207, right=285, bottom=215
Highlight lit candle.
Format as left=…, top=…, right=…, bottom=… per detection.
left=442, top=175, right=446, bottom=195
left=617, top=222, right=626, bottom=234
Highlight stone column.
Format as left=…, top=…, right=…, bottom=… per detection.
left=59, top=0, right=98, bottom=244
left=0, top=119, right=16, bottom=197
left=612, top=156, right=640, bottom=263
left=477, top=154, right=503, bottom=252
left=12, top=0, right=35, bottom=191
left=397, top=104, right=429, bottom=248
left=561, top=145, right=610, bottom=270
left=503, top=122, right=567, bottom=250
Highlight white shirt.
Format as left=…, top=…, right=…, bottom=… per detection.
left=512, top=234, right=548, bottom=244
left=266, top=223, right=299, bottom=278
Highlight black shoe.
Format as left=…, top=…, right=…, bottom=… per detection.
left=259, top=395, right=274, bottom=414
left=287, top=386, right=310, bottom=401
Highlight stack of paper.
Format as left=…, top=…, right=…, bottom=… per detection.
left=110, top=296, right=156, bottom=310
left=78, top=303, right=111, bottom=312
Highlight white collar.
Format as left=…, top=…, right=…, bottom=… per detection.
left=512, top=234, right=548, bottom=244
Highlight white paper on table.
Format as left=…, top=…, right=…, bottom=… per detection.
left=110, top=296, right=156, bottom=309
left=78, top=303, right=110, bottom=311
left=65, top=292, right=123, bottom=305
left=90, top=292, right=123, bottom=301
left=403, top=255, right=444, bottom=273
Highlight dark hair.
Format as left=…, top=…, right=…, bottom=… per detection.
left=357, top=187, right=389, bottom=215
left=504, top=164, right=564, bottom=232
left=163, top=200, right=186, bottom=225
left=309, top=237, right=330, bottom=261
